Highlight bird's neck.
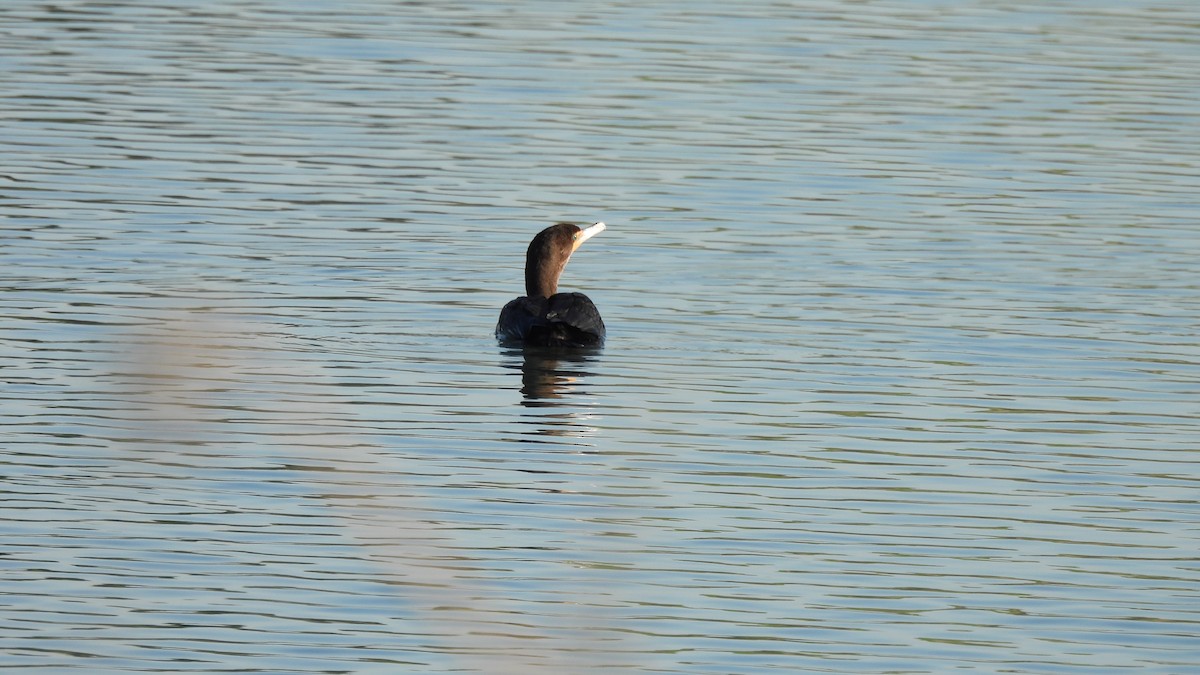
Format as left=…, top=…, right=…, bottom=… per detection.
left=525, top=266, right=558, bottom=298
left=525, top=254, right=566, bottom=298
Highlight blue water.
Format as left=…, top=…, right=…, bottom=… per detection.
left=2, top=1, right=1199, bottom=672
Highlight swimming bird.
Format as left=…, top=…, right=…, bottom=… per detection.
left=496, top=222, right=606, bottom=348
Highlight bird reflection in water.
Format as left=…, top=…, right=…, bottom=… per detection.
left=502, top=346, right=602, bottom=441
left=516, top=346, right=600, bottom=403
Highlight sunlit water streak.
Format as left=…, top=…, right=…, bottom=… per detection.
left=3, top=0, right=1199, bottom=672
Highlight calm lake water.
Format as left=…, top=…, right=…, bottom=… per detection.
left=3, top=1, right=1199, bottom=672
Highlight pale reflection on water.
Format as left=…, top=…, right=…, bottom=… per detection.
left=3, top=0, right=1200, bottom=672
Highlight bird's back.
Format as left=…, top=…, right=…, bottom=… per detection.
left=496, top=292, right=605, bottom=348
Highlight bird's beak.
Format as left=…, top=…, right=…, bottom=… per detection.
left=573, top=222, right=606, bottom=252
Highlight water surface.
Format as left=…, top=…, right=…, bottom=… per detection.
left=2, top=1, right=1199, bottom=672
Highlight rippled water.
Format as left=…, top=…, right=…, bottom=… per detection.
left=3, top=1, right=1199, bottom=672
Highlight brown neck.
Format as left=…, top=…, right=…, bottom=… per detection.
left=525, top=250, right=567, bottom=298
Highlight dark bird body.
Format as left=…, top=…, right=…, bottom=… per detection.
left=496, top=222, right=606, bottom=348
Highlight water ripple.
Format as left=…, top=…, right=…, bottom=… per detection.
left=3, top=0, right=1200, bottom=672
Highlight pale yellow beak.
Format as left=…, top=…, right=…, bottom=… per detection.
left=572, top=221, right=606, bottom=252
